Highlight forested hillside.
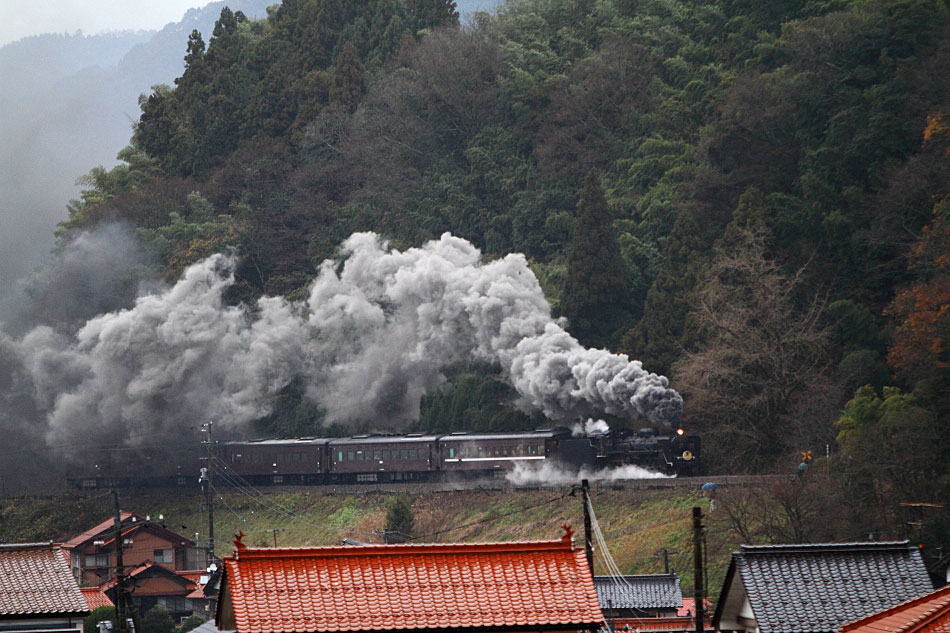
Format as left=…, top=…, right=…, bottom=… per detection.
left=54, top=0, right=950, bottom=542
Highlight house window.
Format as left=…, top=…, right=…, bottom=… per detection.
left=153, top=549, right=173, bottom=564
left=85, top=553, right=108, bottom=567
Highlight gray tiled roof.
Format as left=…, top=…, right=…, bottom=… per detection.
left=594, top=574, right=683, bottom=610
left=734, top=541, right=932, bottom=633
left=192, top=621, right=234, bottom=633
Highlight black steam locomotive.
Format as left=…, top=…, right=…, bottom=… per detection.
left=68, top=426, right=700, bottom=489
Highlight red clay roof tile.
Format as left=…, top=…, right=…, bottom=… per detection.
left=81, top=587, right=114, bottom=611
left=840, top=585, right=950, bottom=633
left=0, top=543, right=88, bottom=616
left=63, top=512, right=138, bottom=549
left=220, top=537, right=603, bottom=633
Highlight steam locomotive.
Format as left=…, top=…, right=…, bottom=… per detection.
left=68, top=426, right=700, bottom=489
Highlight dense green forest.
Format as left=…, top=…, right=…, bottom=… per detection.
left=59, top=0, right=950, bottom=549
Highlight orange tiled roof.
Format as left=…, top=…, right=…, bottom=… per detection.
left=65, top=513, right=195, bottom=550
left=63, top=512, right=138, bottom=549
left=839, top=585, right=950, bottom=633
left=0, top=543, right=88, bottom=616
left=677, top=598, right=711, bottom=618
left=219, top=531, right=604, bottom=633
left=80, top=586, right=114, bottom=610
left=613, top=616, right=714, bottom=632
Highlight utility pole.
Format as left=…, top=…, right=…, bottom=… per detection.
left=111, top=490, right=134, bottom=633
left=656, top=548, right=678, bottom=574
left=692, top=507, right=705, bottom=633
left=582, top=479, right=593, bottom=576
left=199, top=421, right=215, bottom=567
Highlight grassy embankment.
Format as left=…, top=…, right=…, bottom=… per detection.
left=0, top=487, right=741, bottom=598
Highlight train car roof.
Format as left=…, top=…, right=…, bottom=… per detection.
left=224, top=438, right=331, bottom=446
left=437, top=431, right=565, bottom=441
left=328, top=435, right=440, bottom=445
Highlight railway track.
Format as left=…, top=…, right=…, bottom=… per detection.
left=203, top=473, right=788, bottom=496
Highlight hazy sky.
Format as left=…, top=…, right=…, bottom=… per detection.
left=0, top=1, right=208, bottom=47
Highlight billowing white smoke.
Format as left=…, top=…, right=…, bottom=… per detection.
left=16, top=254, right=308, bottom=448
left=505, top=461, right=672, bottom=485
left=571, top=418, right=610, bottom=437
left=13, top=232, right=682, bottom=452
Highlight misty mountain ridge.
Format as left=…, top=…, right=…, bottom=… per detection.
left=0, top=0, right=274, bottom=290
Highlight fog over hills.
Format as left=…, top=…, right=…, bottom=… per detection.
left=0, top=1, right=273, bottom=292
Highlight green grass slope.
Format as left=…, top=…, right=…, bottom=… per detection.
left=0, top=487, right=740, bottom=598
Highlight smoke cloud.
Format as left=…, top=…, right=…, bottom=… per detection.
left=571, top=418, right=610, bottom=436
left=505, top=461, right=672, bottom=486
left=9, top=231, right=682, bottom=457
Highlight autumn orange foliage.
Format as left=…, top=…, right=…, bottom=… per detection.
left=887, top=207, right=950, bottom=377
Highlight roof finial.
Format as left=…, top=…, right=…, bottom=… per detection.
left=561, top=523, right=575, bottom=548
left=233, top=531, right=247, bottom=557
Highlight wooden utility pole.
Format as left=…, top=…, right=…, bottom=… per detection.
left=112, top=490, right=134, bottom=633
left=199, top=421, right=215, bottom=566
left=582, top=479, right=593, bottom=575
left=692, top=507, right=705, bottom=633
left=656, top=548, right=678, bottom=574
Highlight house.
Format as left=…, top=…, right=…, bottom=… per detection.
left=216, top=527, right=604, bottom=633
left=62, top=512, right=201, bottom=586
left=838, top=583, right=950, bottom=633
left=103, top=562, right=200, bottom=622
left=0, top=543, right=89, bottom=633
left=714, top=542, right=933, bottom=633
left=595, top=574, right=683, bottom=620
left=594, top=576, right=713, bottom=633
left=182, top=566, right=222, bottom=620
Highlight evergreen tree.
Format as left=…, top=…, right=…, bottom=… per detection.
left=384, top=496, right=414, bottom=543
left=329, top=40, right=364, bottom=111
left=141, top=606, right=175, bottom=633
left=561, top=171, right=631, bottom=348
left=83, top=607, right=117, bottom=633
left=406, top=0, right=459, bottom=33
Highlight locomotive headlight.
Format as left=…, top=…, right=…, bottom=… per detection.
left=682, top=450, right=693, bottom=461
left=676, top=428, right=685, bottom=436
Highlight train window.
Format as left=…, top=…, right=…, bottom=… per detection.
left=338, top=451, right=343, bottom=462
left=401, top=450, right=409, bottom=459
left=347, top=451, right=355, bottom=461
left=449, top=448, right=456, bottom=458
left=409, top=449, right=416, bottom=459
left=374, top=451, right=381, bottom=460
left=356, top=451, right=364, bottom=460
left=478, top=447, right=484, bottom=454
left=382, top=450, right=390, bottom=460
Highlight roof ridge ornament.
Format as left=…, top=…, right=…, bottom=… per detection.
left=233, top=531, right=247, bottom=558
left=561, top=523, right=575, bottom=549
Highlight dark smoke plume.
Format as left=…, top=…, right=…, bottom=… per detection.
left=8, top=231, right=682, bottom=461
